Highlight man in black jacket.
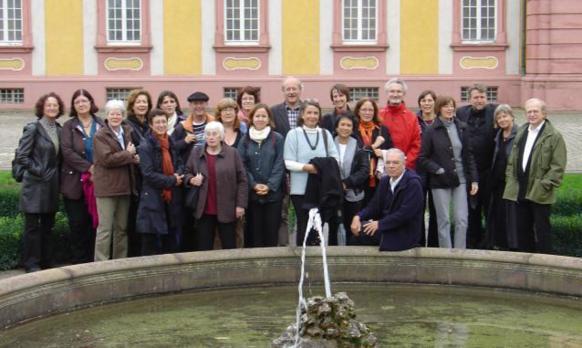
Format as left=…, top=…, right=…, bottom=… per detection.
left=456, top=84, right=497, bottom=249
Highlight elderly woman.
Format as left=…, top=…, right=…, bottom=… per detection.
left=93, top=100, right=139, bottom=261
left=156, top=90, right=184, bottom=136
left=332, top=114, right=369, bottom=246
left=284, top=100, right=339, bottom=245
left=216, top=97, right=247, bottom=148
left=185, top=121, right=248, bottom=250
left=320, top=84, right=355, bottom=135
left=61, top=89, right=105, bottom=264
left=486, top=104, right=518, bottom=250
left=353, top=97, right=393, bottom=208
left=15, top=92, right=64, bottom=272
left=136, top=109, right=184, bottom=255
left=238, top=104, right=285, bottom=247
left=236, top=86, right=260, bottom=125
left=419, top=96, right=478, bottom=249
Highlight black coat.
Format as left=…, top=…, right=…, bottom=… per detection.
left=419, top=117, right=478, bottom=188
left=171, top=122, right=196, bottom=164
left=303, top=157, right=343, bottom=223
left=16, top=121, right=61, bottom=213
left=456, top=104, right=497, bottom=172
left=358, top=170, right=424, bottom=251
left=136, top=134, right=184, bottom=235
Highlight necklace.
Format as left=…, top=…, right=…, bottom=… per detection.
left=302, top=128, right=320, bottom=151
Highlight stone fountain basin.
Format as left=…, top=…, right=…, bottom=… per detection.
left=1, top=247, right=581, bottom=330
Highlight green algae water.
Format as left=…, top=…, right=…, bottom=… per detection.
left=1, top=284, right=581, bottom=347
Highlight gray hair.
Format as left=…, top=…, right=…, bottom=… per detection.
left=469, top=83, right=487, bottom=96
left=525, top=98, right=547, bottom=114
left=382, top=148, right=406, bottom=163
left=204, top=121, right=225, bottom=140
left=384, top=78, right=408, bottom=94
left=104, top=99, right=126, bottom=116
left=494, top=104, right=514, bottom=120
left=281, top=76, right=303, bottom=92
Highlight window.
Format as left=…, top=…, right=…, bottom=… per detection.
left=223, top=87, right=239, bottom=100
left=343, top=0, right=376, bottom=42
left=460, top=86, right=498, bottom=103
left=462, top=0, right=496, bottom=42
left=0, top=0, right=23, bottom=44
left=0, top=88, right=23, bottom=103
left=107, top=0, right=141, bottom=44
left=106, top=88, right=139, bottom=102
left=350, top=87, right=378, bottom=102
left=225, top=0, right=259, bottom=43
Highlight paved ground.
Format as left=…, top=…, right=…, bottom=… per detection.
left=1, top=109, right=580, bottom=171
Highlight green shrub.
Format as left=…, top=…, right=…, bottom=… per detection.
left=551, top=214, right=582, bottom=257
left=0, top=187, right=21, bottom=217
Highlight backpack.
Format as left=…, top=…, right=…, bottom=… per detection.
left=12, top=122, right=37, bottom=182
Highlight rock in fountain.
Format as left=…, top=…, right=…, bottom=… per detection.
left=272, top=292, right=378, bottom=347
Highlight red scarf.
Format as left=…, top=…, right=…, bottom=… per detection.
left=358, top=120, right=379, bottom=188
left=155, top=133, right=174, bottom=203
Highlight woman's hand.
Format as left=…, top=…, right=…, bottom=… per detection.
left=189, top=173, right=204, bottom=186
left=127, top=142, right=136, bottom=155
left=470, top=182, right=479, bottom=196
left=372, top=136, right=385, bottom=149
left=303, top=164, right=318, bottom=174
left=174, top=174, right=184, bottom=186
left=236, top=207, right=245, bottom=219
left=350, top=216, right=361, bottom=236
left=254, top=184, right=269, bottom=196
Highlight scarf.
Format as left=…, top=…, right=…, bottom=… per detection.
left=155, top=133, right=175, bottom=203
left=167, top=113, right=178, bottom=135
left=249, top=126, right=271, bottom=143
left=358, top=120, right=379, bottom=187
left=181, top=112, right=214, bottom=133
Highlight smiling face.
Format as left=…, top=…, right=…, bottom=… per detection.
left=469, top=90, right=487, bottom=111
left=283, top=79, right=302, bottom=106
left=332, top=89, right=348, bottom=111
left=419, top=94, right=435, bottom=115
left=386, top=83, right=405, bottom=105
left=525, top=99, right=546, bottom=128
left=73, top=95, right=91, bottom=116
left=133, top=94, right=150, bottom=117
left=219, top=106, right=236, bottom=126
left=191, top=101, right=208, bottom=117
left=160, top=96, right=177, bottom=116
left=240, top=92, right=256, bottom=113
left=205, top=129, right=222, bottom=148
left=336, top=117, right=353, bottom=139
left=439, top=101, right=455, bottom=120
left=495, top=111, right=514, bottom=131
left=44, top=97, right=60, bottom=119
left=252, top=107, right=270, bottom=131
left=107, top=108, right=124, bottom=129
left=358, top=101, right=375, bottom=122
left=150, top=114, right=168, bottom=136
left=301, top=105, right=320, bottom=128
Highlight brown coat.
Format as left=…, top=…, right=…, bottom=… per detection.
left=93, top=124, right=137, bottom=197
left=185, top=144, right=248, bottom=223
left=60, top=116, right=105, bottom=200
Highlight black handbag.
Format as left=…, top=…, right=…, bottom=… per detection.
left=184, top=186, right=199, bottom=209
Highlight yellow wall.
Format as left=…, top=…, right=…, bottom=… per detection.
left=45, top=0, right=84, bottom=75
left=164, top=0, right=201, bottom=75
left=282, top=0, right=320, bottom=74
left=400, top=0, right=439, bottom=74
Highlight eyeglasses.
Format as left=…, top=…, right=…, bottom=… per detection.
left=74, top=99, right=90, bottom=105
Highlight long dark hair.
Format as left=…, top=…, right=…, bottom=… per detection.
left=69, top=89, right=99, bottom=117
left=156, top=90, right=183, bottom=116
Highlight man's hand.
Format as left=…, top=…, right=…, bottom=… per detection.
left=470, top=182, right=479, bottom=196
left=362, top=220, right=379, bottom=236
left=254, top=184, right=269, bottom=196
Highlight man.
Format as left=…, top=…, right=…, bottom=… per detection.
left=351, top=148, right=424, bottom=251
left=271, top=76, right=303, bottom=137
left=379, top=78, right=421, bottom=170
left=503, top=98, right=567, bottom=253
left=456, top=84, right=497, bottom=248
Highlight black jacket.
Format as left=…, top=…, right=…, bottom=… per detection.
left=303, top=157, right=343, bottom=223
left=320, top=109, right=356, bottom=135
left=419, top=117, right=478, bottom=189
left=136, top=133, right=184, bottom=235
left=456, top=104, right=497, bottom=172
left=16, top=121, right=61, bottom=213
left=171, top=122, right=196, bottom=164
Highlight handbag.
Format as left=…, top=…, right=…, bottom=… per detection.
left=184, top=186, right=199, bottom=210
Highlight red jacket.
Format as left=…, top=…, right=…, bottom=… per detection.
left=379, top=102, right=421, bottom=169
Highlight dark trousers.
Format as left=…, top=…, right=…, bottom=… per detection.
left=140, top=228, right=181, bottom=256
left=291, top=195, right=320, bottom=245
left=22, top=213, right=55, bottom=270
left=467, top=173, right=490, bottom=249
left=126, top=196, right=141, bottom=257
left=419, top=188, right=439, bottom=247
left=514, top=200, right=552, bottom=253
left=248, top=200, right=282, bottom=247
left=181, top=208, right=197, bottom=252
left=64, top=197, right=95, bottom=264
left=327, top=200, right=362, bottom=246
left=196, top=215, right=236, bottom=251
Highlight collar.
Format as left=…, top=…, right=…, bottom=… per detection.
left=528, top=120, right=545, bottom=133
left=285, top=102, right=302, bottom=111
left=390, top=170, right=405, bottom=189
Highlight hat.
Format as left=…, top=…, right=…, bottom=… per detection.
left=187, top=91, right=209, bottom=102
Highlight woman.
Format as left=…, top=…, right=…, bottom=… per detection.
left=486, top=104, right=518, bottom=250
left=125, top=89, right=152, bottom=256
left=185, top=121, right=248, bottom=251
left=331, top=114, right=369, bottom=246
left=320, top=84, right=354, bottom=135
left=137, top=109, right=184, bottom=255
left=16, top=93, right=63, bottom=272
left=238, top=104, right=285, bottom=247
left=236, top=86, right=260, bottom=125
left=93, top=100, right=139, bottom=261
left=215, top=97, right=246, bottom=148
left=419, top=96, right=478, bottom=249
left=284, top=100, right=339, bottom=245
left=156, top=90, right=184, bottom=136
left=353, top=98, right=393, bottom=209
left=61, top=89, right=105, bottom=264
left=416, top=90, right=439, bottom=247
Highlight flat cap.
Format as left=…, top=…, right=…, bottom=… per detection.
left=187, top=91, right=209, bottom=102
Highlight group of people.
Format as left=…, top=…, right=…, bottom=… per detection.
left=14, top=77, right=567, bottom=273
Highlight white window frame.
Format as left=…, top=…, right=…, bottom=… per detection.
left=461, top=0, right=496, bottom=43
left=224, top=0, right=259, bottom=45
left=342, top=0, right=377, bottom=44
left=106, top=0, right=142, bottom=45
left=0, top=0, right=23, bottom=45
